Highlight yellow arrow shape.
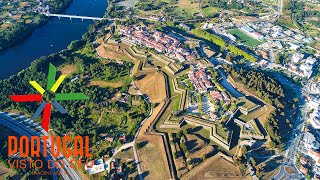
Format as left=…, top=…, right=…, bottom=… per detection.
left=29, top=81, right=45, bottom=94
left=50, top=75, right=66, bottom=93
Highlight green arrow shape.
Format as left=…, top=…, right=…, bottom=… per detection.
left=55, top=93, right=89, bottom=101
left=46, top=63, right=57, bottom=90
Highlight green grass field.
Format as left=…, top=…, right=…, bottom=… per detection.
left=202, top=6, right=220, bottom=17
left=227, top=28, right=262, bottom=47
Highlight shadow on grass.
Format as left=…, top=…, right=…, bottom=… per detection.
left=141, top=171, right=150, bottom=179
left=137, top=141, right=149, bottom=149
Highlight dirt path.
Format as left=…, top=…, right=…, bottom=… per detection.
left=97, top=110, right=105, bottom=124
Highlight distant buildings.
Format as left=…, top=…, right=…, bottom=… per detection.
left=288, top=53, right=317, bottom=79
left=0, top=0, right=48, bottom=27
left=240, top=26, right=264, bottom=40
left=120, top=26, right=195, bottom=62
left=188, top=68, right=213, bottom=93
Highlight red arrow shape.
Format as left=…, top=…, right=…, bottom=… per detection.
left=10, top=94, right=43, bottom=102
left=42, top=103, right=52, bottom=132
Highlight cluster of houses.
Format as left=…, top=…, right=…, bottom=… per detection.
left=209, top=90, right=230, bottom=119
left=248, top=21, right=314, bottom=44
left=210, top=90, right=230, bottom=103
left=287, top=53, right=317, bottom=78
left=188, top=68, right=213, bottom=93
left=103, top=134, right=127, bottom=143
left=0, top=0, right=48, bottom=27
left=294, top=97, right=320, bottom=178
left=120, top=26, right=195, bottom=62
left=299, top=131, right=320, bottom=177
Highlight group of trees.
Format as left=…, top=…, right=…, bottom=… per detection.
left=224, top=65, right=296, bottom=148
left=106, top=0, right=127, bottom=18
left=225, top=66, right=284, bottom=106
left=87, top=62, right=133, bottom=82
left=191, top=29, right=257, bottom=63
left=202, top=0, right=264, bottom=14
left=0, top=0, right=73, bottom=51
left=0, top=16, right=152, bottom=160
left=228, top=45, right=257, bottom=62
left=0, top=16, right=46, bottom=51
left=47, top=0, right=73, bottom=13
left=234, top=145, right=248, bottom=172
left=135, top=0, right=167, bottom=11
left=191, top=29, right=227, bottom=49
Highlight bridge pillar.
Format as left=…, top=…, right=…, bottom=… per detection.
left=70, top=17, right=72, bottom=21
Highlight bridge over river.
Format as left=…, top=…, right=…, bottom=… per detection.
left=43, top=13, right=124, bottom=21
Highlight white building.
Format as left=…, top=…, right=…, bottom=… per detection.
left=306, top=56, right=317, bottom=65
left=300, top=64, right=313, bottom=79
left=292, top=53, right=304, bottom=63
left=309, top=97, right=320, bottom=109
left=288, top=42, right=301, bottom=51
left=304, top=132, right=320, bottom=150
left=85, top=159, right=108, bottom=175
left=310, top=83, right=320, bottom=94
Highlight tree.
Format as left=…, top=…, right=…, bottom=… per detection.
left=68, top=40, right=84, bottom=51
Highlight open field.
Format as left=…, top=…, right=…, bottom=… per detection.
left=176, top=0, right=200, bottom=15
left=135, top=102, right=169, bottom=178
left=114, top=147, right=135, bottom=161
left=202, top=6, right=220, bottom=17
left=135, top=72, right=167, bottom=103
left=58, top=64, right=77, bottom=76
left=1, top=23, right=10, bottom=28
left=182, top=152, right=241, bottom=180
left=89, top=80, right=124, bottom=88
left=19, top=2, right=29, bottom=8
left=137, top=137, right=171, bottom=180
left=237, top=104, right=272, bottom=124
left=227, top=28, right=262, bottom=47
left=97, top=44, right=132, bottom=62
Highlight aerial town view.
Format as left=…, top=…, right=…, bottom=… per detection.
left=0, top=0, right=319, bottom=179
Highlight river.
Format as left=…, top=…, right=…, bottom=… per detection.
left=0, top=0, right=107, bottom=79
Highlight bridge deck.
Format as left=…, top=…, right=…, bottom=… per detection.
left=45, top=13, right=106, bottom=20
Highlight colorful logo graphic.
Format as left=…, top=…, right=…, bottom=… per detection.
left=9, top=63, right=88, bottom=131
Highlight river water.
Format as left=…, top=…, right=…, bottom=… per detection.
left=0, top=0, right=107, bottom=79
